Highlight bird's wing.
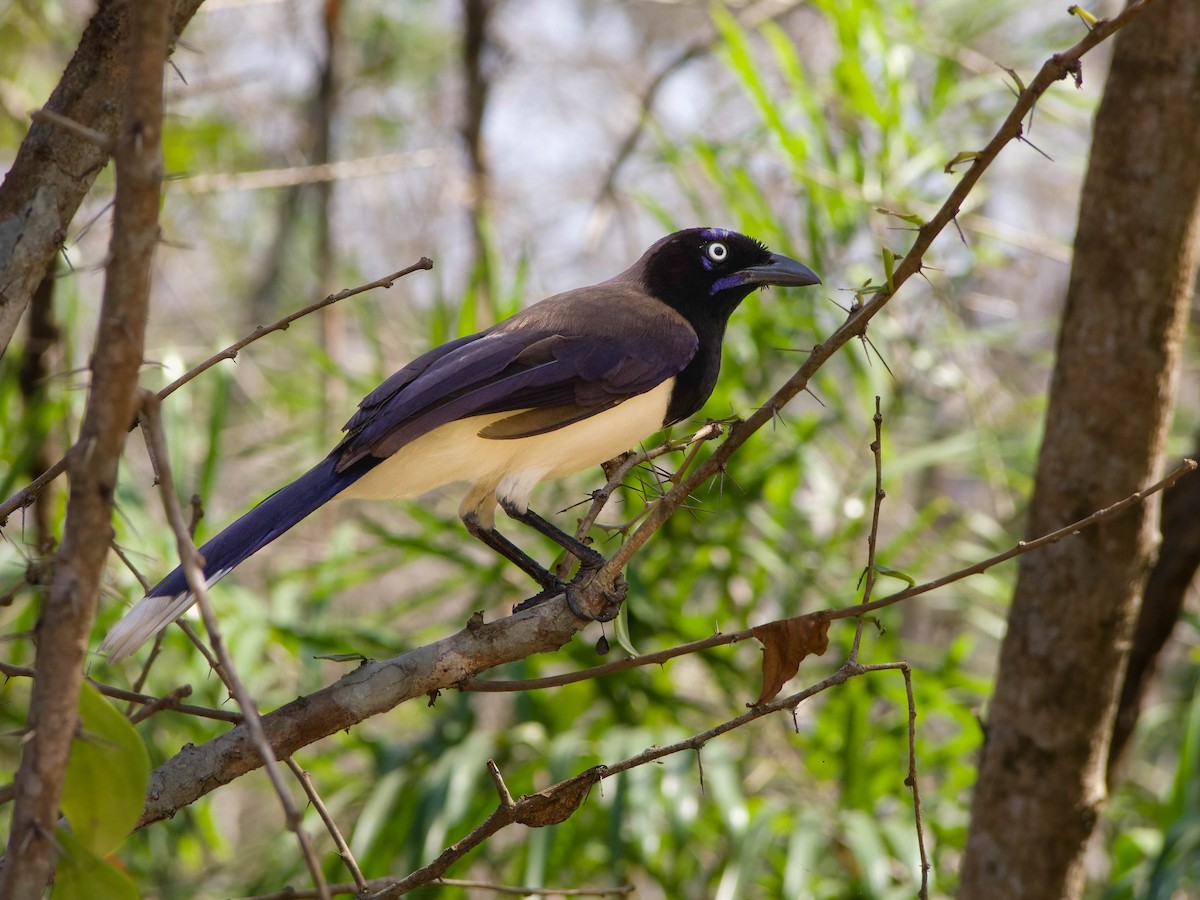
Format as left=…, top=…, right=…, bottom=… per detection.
left=335, top=287, right=698, bottom=469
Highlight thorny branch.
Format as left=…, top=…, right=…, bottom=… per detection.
left=465, top=457, right=1195, bottom=694
left=139, top=395, right=331, bottom=900
left=1, top=4, right=1160, bottom=895
left=0, top=259, right=433, bottom=527
left=0, top=661, right=241, bottom=724
left=593, top=0, right=1162, bottom=589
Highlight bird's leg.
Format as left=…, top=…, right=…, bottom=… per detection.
left=461, top=510, right=566, bottom=598
left=497, top=499, right=613, bottom=620
left=497, top=499, right=605, bottom=571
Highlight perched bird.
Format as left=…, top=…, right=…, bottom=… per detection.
left=100, top=228, right=820, bottom=660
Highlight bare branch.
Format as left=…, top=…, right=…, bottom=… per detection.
left=0, top=0, right=168, bottom=892
left=171, top=150, right=442, bottom=194
left=0, top=260, right=433, bottom=527
left=833, top=457, right=1197, bottom=622
left=0, top=661, right=240, bottom=725
left=136, top=600, right=589, bottom=828
left=850, top=396, right=887, bottom=662
left=464, top=457, right=1195, bottom=695
left=140, top=394, right=330, bottom=900
left=284, top=758, right=366, bottom=895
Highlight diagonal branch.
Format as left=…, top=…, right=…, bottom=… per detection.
left=594, top=0, right=1161, bottom=588
left=0, top=259, right=432, bottom=527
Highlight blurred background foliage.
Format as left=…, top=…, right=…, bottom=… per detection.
left=1, top=0, right=1197, bottom=897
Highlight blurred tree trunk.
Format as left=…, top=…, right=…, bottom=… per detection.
left=461, top=0, right=496, bottom=318
left=1108, top=447, right=1200, bottom=781
left=959, top=4, right=1200, bottom=898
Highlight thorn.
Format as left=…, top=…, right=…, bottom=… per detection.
left=952, top=215, right=967, bottom=246
left=1019, top=134, right=1054, bottom=162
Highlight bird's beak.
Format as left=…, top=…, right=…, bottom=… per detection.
left=739, top=253, right=821, bottom=288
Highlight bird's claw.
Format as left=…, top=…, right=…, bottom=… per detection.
left=511, top=566, right=626, bottom=622
left=512, top=578, right=569, bottom=613
left=565, top=568, right=626, bottom=622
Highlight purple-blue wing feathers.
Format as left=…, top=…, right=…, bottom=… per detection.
left=145, top=302, right=698, bottom=600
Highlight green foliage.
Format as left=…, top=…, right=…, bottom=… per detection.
left=3, top=1, right=1195, bottom=898
left=35, top=684, right=152, bottom=900
left=1105, top=667, right=1200, bottom=900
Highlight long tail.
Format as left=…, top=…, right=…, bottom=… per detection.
left=100, top=456, right=369, bottom=661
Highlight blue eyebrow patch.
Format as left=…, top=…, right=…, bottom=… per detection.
left=700, top=227, right=732, bottom=241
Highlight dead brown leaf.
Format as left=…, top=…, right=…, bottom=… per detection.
left=514, top=768, right=602, bottom=827
left=751, top=615, right=831, bottom=705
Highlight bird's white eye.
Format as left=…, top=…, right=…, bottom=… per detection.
left=706, top=242, right=728, bottom=262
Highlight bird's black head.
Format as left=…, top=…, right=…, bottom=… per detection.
left=636, top=227, right=821, bottom=326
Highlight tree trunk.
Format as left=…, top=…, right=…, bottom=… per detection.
left=959, top=3, right=1200, bottom=897
left=0, top=1, right=167, bottom=893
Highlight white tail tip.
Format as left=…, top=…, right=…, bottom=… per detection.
left=98, top=592, right=197, bottom=662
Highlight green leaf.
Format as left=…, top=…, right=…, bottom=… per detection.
left=613, top=599, right=640, bottom=658
left=873, top=564, right=917, bottom=588
left=944, top=150, right=982, bottom=173
left=882, top=245, right=897, bottom=293
left=61, top=682, right=150, bottom=857
left=51, top=826, right=140, bottom=900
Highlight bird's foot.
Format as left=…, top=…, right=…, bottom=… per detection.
left=511, top=566, right=626, bottom=622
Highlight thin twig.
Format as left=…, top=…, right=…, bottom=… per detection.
left=238, top=877, right=634, bottom=900
left=898, top=662, right=931, bottom=898
left=591, top=0, right=1161, bottom=596
left=153, top=258, right=433, bottom=401
left=486, top=759, right=516, bottom=808
left=139, top=394, right=331, bottom=900
left=850, top=397, right=886, bottom=662
left=831, top=457, right=1198, bottom=622
left=284, top=757, right=367, bottom=894
left=435, top=880, right=635, bottom=897
left=397, top=659, right=875, bottom=897
left=172, top=149, right=443, bottom=193
left=0, top=661, right=240, bottom=724
left=595, top=0, right=806, bottom=206
left=464, top=458, right=1195, bottom=693
left=560, top=420, right=727, bottom=577
left=128, top=685, right=193, bottom=725
left=0, top=260, right=433, bottom=527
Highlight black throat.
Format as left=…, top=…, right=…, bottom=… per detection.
left=664, top=311, right=731, bottom=425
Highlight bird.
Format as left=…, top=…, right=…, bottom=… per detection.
left=100, top=228, right=820, bottom=661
